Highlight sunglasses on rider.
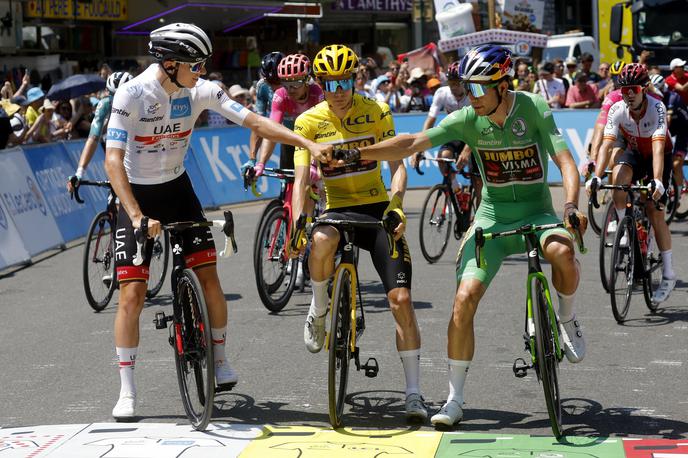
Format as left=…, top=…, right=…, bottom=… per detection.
left=183, top=60, right=206, bottom=74
left=463, top=81, right=500, bottom=98
left=282, top=80, right=306, bottom=90
left=322, top=78, right=354, bottom=92
left=620, top=85, right=643, bottom=96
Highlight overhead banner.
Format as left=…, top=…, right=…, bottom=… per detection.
left=25, top=0, right=128, bottom=21
left=0, top=148, right=63, bottom=257
left=496, top=0, right=545, bottom=32
left=23, top=143, right=97, bottom=243
left=0, top=192, right=31, bottom=270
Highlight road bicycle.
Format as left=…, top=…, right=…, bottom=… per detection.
left=70, top=178, right=168, bottom=312
left=672, top=157, right=688, bottom=220
left=474, top=215, right=586, bottom=438
left=292, top=212, right=399, bottom=428
left=245, top=167, right=320, bottom=312
left=591, top=183, right=662, bottom=323
left=134, top=212, right=237, bottom=431
left=414, top=156, right=477, bottom=263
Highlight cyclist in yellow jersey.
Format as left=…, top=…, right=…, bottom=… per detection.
left=291, top=44, right=427, bottom=422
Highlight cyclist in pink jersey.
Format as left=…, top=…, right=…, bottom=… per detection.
left=255, top=54, right=324, bottom=174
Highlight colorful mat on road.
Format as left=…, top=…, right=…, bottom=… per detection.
left=1, top=423, right=686, bottom=457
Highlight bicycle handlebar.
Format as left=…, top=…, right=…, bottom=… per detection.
left=69, top=178, right=111, bottom=204
left=474, top=214, right=587, bottom=269
left=413, top=154, right=474, bottom=179
left=133, top=211, right=237, bottom=266
left=243, top=167, right=319, bottom=200
left=589, top=182, right=660, bottom=210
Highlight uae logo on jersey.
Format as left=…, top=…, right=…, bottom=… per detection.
left=511, top=118, right=527, bottom=137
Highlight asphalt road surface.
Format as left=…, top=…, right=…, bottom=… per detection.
left=1, top=188, right=686, bottom=438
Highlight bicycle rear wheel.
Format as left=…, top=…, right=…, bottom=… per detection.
left=419, top=184, right=452, bottom=264
left=83, top=211, right=116, bottom=312
left=642, top=224, right=662, bottom=313
left=609, top=216, right=635, bottom=323
left=328, top=267, right=352, bottom=429
left=146, top=231, right=169, bottom=299
left=598, top=201, right=617, bottom=293
left=532, top=279, right=562, bottom=438
left=588, top=188, right=611, bottom=235
left=254, top=205, right=298, bottom=312
left=174, top=269, right=214, bottom=431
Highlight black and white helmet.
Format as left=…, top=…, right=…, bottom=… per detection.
left=650, top=73, right=666, bottom=93
left=148, top=23, right=212, bottom=63
left=106, top=71, right=133, bottom=94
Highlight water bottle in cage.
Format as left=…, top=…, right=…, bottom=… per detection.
left=636, top=221, right=648, bottom=256
left=457, top=188, right=471, bottom=212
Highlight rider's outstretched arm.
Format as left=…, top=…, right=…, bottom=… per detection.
left=243, top=112, right=329, bottom=162
left=358, top=132, right=433, bottom=162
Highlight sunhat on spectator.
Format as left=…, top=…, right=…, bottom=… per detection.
left=669, top=58, right=686, bottom=70
left=229, top=84, right=249, bottom=98
left=39, top=98, right=55, bottom=112
left=26, top=87, right=45, bottom=104
left=11, top=95, right=28, bottom=106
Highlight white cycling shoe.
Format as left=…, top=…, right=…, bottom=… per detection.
left=652, top=277, right=676, bottom=303
left=431, top=400, right=463, bottom=427
left=559, top=315, right=586, bottom=363
left=112, top=392, right=136, bottom=421
left=405, top=393, right=428, bottom=422
left=215, top=360, right=238, bottom=386
left=304, top=312, right=326, bottom=353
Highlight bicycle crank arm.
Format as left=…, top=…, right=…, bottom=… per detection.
left=512, top=357, right=532, bottom=378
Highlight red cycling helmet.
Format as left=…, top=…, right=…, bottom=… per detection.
left=617, top=63, right=649, bottom=87
left=278, top=54, right=311, bottom=80
left=446, top=61, right=460, bottom=80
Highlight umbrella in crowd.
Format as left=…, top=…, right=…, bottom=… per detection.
left=46, top=74, right=106, bottom=101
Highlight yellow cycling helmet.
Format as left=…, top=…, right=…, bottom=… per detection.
left=313, top=44, right=358, bottom=77
left=609, top=60, right=627, bottom=76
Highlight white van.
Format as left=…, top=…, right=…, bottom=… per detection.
left=543, top=32, right=600, bottom=66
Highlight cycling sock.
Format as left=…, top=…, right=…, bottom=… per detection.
left=615, top=207, right=626, bottom=223
left=116, top=347, right=137, bottom=396
left=211, top=327, right=227, bottom=363
left=556, top=291, right=576, bottom=323
left=398, top=349, right=421, bottom=396
left=447, top=359, right=470, bottom=405
left=661, top=250, right=675, bottom=279
left=309, top=278, right=329, bottom=317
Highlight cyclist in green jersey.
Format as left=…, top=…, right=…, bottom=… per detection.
left=330, top=45, right=588, bottom=427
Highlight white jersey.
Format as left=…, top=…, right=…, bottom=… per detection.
left=428, top=86, right=470, bottom=118
left=106, top=64, right=251, bottom=184
left=603, top=94, right=670, bottom=158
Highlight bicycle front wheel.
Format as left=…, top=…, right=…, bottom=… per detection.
left=609, top=216, right=635, bottom=323
left=254, top=205, right=298, bottom=312
left=419, top=184, right=452, bottom=264
left=146, top=231, right=169, bottom=298
left=328, top=267, right=352, bottom=429
left=642, top=224, right=662, bottom=313
left=532, top=279, right=562, bottom=438
left=598, top=201, right=617, bottom=293
left=174, top=269, right=215, bottom=431
left=83, top=211, right=116, bottom=312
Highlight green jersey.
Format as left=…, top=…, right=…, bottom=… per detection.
left=426, top=91, right=569, bottom=223
left=89, top=95, right=112, bottom=140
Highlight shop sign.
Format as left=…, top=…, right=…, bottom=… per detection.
left=25, top=0, right=127, bottom=22
left=333, top=0, right=413, bottom=12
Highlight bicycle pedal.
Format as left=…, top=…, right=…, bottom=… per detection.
left=216, top=382, right=237, bottom=393
left=154, top=312, right=172, bottom=330
left=361, top=357, right=379, bottom=378
left=513, top=358, right=531, bottom=378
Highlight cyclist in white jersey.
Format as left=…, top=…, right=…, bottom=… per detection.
left=105, top=23, right=332, bottom=421
left=586, top=63, right=676, bottom=302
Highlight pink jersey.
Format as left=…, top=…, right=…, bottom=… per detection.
left=270, top=83, right=324, bottom=125
left=597, top=88, right=661, bottom=125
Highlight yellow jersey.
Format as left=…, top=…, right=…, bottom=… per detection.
left=294, top=93, right=395, bottom=209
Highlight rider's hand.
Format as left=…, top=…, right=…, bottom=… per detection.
left=132, top=215, right=162, bottom=239
left=409, top=152, right=424, bottom=168
left=564, top=203, right=588, bottom=235
left=578, top=158, right=596, bottom=179
left=311, top=142, right=333, bottom=164
left=288, top=220, right=309, bottom=259
left=384, top=194, right=407, bottom=240
left=457, top=149, right=471, bottom=168
left=652, top=178, right=665, bottom=202
left=240, top=158, right=256, bottom=177
left=585, top=176, right=602, bottom=195
left=66, top=167, right=85, bottom=193
left=254, top=162, right=265, bottom=178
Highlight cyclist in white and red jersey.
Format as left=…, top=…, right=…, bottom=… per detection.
left=586, top=63, right=676, bottom=302
left=105, top=23, right=332, bottom=421
left=255, top=53, right=324, bottom=174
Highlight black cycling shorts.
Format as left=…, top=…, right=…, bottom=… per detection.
left=115, top=173, right=215, bottom=283
left=616, top=150, right=672, bottom=204
left=437, top=141, right=479, bottom=176
left=320, top=202, right=412, bottom=293
left=280, top=144, right=295, bottom=170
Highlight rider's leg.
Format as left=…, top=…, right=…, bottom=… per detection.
left=612, top=162, right=633, bottom=222
left=673, top=153, right=685, bottom=188
left=647, top=203, right=674, bottom=275
left=438, top=147, right=457, bottom=192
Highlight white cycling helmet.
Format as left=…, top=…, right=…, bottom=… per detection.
left=106, top=71, right=133, bottom=94
left=650, top=73, right=666, bottom=93
left=148, top=23, right=212, bottom=63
